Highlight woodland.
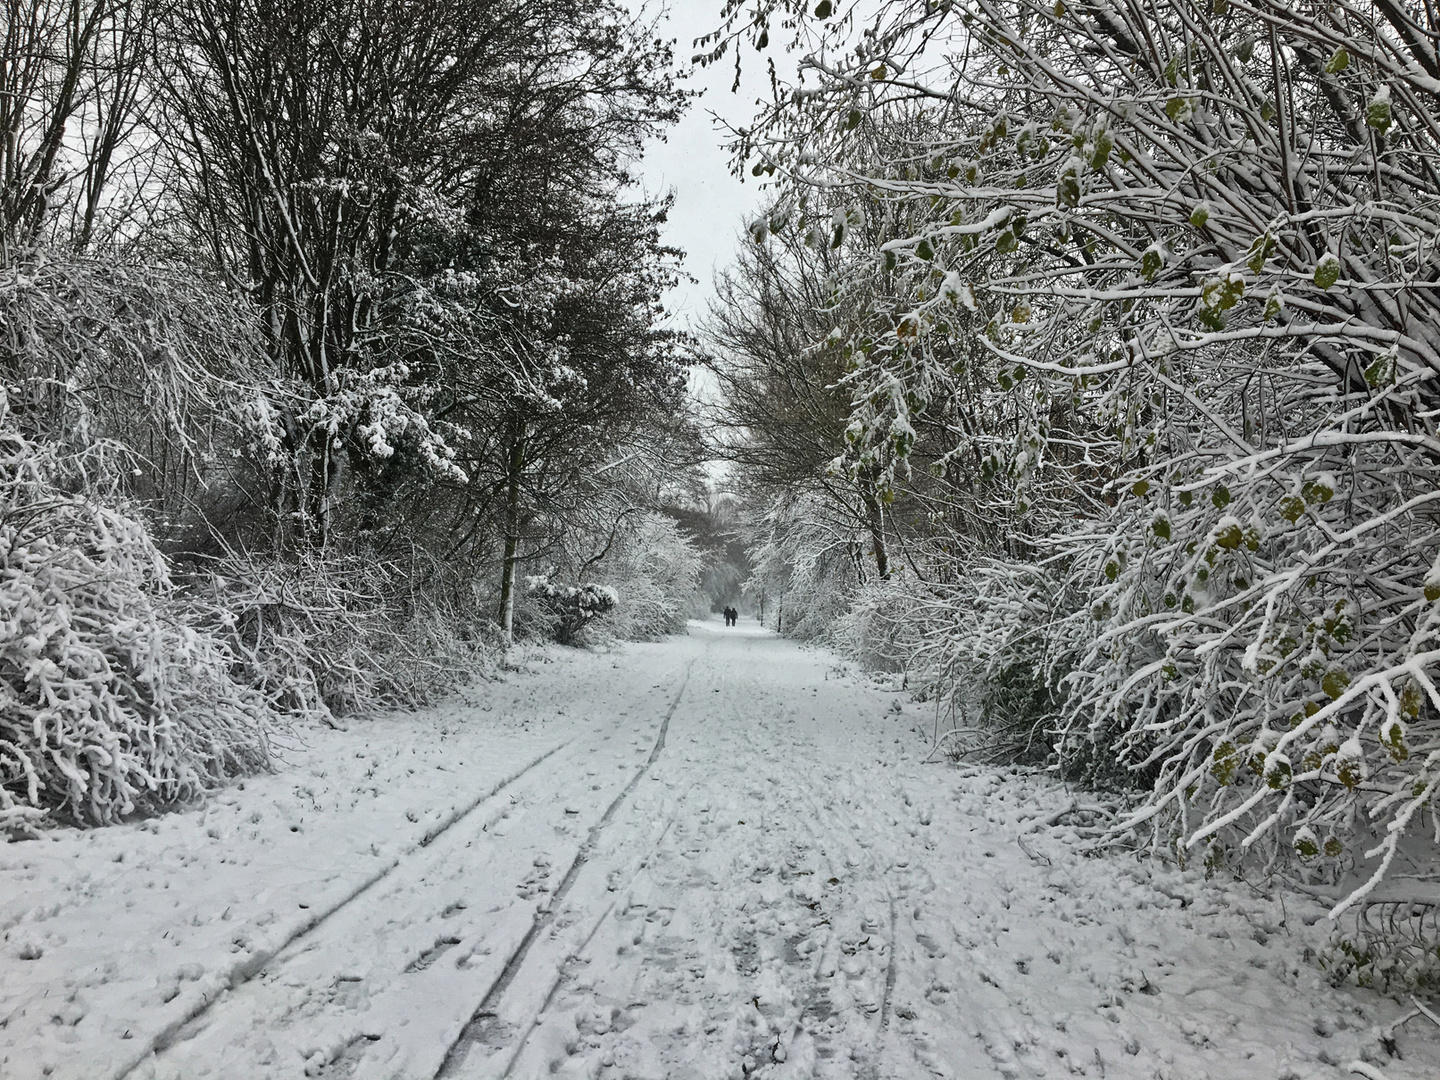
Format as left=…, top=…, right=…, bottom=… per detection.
left=0, top=0, right=709, bottom=830
left=702, top=0, right=1440, bottom=992
left=4, top=0, right=1440, bottom=999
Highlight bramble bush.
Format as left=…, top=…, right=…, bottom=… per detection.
left=0, top=401, right=268, bottom=830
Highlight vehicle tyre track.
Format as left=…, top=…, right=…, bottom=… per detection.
left=111, top=739, right=573, bottom=1080
left=435, top=656, right=697, bottom=1078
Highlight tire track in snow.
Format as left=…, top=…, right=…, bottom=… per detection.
left=499, top=657, right=905, bottom=1078
left=110, top=738, right=573, bottom=1080
left=435, top=656, right=697, bottom=1078
left=487, top=804, right=684, bottom=1079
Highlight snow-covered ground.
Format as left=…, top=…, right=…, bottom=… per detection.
left=3, top=619, right=1437, bottom=1079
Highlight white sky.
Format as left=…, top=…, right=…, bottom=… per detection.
left=628, top=1, right=788, bottom=332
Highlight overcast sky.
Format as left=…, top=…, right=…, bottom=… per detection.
left=628, top=1, right=787, bottom=332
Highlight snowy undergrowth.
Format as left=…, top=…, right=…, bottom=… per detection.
left=0, top=643, right=665, bottom=1080
left=0, top=412, right=268, bottom=830
left=194, top=550, right=499, bottom=725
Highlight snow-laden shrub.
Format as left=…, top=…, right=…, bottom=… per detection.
left=745, top=492, right=862, bottom=642
left=834, top=580, right=920, bottom=674
left=524, top=577, right=617, bottom=646
left=0, top=412, right=268, bottom=830
left=1057, top=424, right=1440, bottom=914
left=1321, top=902, right=1440, bottom=997
left=195, top=551, right=497, bottom=724
left=591, top=513, right=703, bottom=640
left=838, top=560, right=1078, bottom=764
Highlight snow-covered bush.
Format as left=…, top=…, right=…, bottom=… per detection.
left=745, top=492, right=863, bottom=641
left=1321, top=902, right=1440, bottom=996
left=839, top=559, right=1081, bottom=765
left=589, top=513, right=703, bottom=640
left=0, top=406, right=268, bottom=829
left=835, top=575, right=925, bottom=675
left=524, top=577, right=617, bottom=646
left=1059, top=427, right=1440, bottom=909
left=195, top=551, right=497, bottom=724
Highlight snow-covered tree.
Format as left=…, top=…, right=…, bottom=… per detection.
left=715, top=0, right=1440, bottom=908
left=591, top=512, right=704, bottom=640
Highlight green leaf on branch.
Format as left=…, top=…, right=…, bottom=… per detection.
left=1246, top=234, right=1274, bottom=274
left=1314, top=252, right=1341, bottom=290
left=1325, top=46, right=1349, bottom=73
left=1301, top=477, right=1335, bottom=504
left=1321, top=668, right=1350, bottom=700
left=1366, top=87, right=1392, bottom=133
left=1090, top=130, right=1112, bottom=169
left=1363, top=351, right=1396, bottom=387
left=1141, top=245, right=1163, bottom=281
left=814, top=0, right=832, bottom=18
left=1201, top=273, right=1244, bottom=317
left=1057, top=170, right=1080, bottom=208
left=1165, top=97, right=1191, bottom=122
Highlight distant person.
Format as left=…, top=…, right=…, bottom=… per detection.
left=723, top=606, right=736, bottom=626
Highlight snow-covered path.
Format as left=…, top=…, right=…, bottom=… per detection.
left=3, top=621, right=1437, bottom=1079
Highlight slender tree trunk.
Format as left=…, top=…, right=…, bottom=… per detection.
left=858, top=477, right=890, bottom=580
left=496, top=432, right=525, bottom=640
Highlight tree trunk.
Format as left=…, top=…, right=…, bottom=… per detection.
left=496, top=433, right=525, bottom=641
left=858, top=475, right=890, bottom=580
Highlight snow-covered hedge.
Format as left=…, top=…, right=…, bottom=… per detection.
left=595, top=513, right=703, bottom=640
left=0, top=412, right=268, bottom=830
left=195, top=551, right=498, bottom=724
left=524, top=578, right=617, bottom=646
